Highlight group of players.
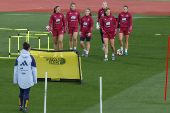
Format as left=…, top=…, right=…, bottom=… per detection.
left=47, top=1, right=133, bottom=61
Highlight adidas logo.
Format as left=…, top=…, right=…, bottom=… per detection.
left=20, top=61, right=28, bottom=66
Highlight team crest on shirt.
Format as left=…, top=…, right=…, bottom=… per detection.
left=105, top=19, right=106, bottom=20
left=110, top=18, right=112, bottom=20
left=101, top=14, right=104, bottom=17
left=54, top=16, right=56, bottom=17
left=126, top=15, right=128, bottom=17
left=88, top=18, right=90, bottom=21
left=121, top=15, right=123, bottom=16
left=60, top=15, right=62, bottom=18
left=70, top=13, right=71, bottom=14
left=75, top=12, right=77, bottom=15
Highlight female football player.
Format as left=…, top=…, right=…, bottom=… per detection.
left=48, top=6, right=66, bottom=50
left=79, top=8, right=94, bottom=57
left=100, top=8, right=117, bottom=61
left=66, top=2, right=81, bottom=50
left=117, top=5, right=133, bottom=55
left=96, top=1, right=107, bottom=50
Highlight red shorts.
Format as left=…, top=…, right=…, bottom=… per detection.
left=68, top=27, right=78, bottom=34
left=103, top=33, right=115, bottom=39
left=119, top=27, right=129, bottom=35
left=80, top=32, right=92, bottom=38
left=52, top=29, right=64, bottom=37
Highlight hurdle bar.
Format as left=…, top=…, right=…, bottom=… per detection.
left=9, top=35, right=40, bottom=57
left=20, top=33, right=50, bottom=51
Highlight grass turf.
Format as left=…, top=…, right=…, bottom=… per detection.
left=0, top=12, right=170, bottom=113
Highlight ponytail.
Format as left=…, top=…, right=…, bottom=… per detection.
left=53, top=6, right=59, bottom=13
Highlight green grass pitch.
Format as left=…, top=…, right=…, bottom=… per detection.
left=0, top=12, right=170, bottom=113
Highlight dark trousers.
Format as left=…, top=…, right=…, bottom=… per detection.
left=100, top=29, right=104, bottom=44
left=19, top=87, right=31, bottom=108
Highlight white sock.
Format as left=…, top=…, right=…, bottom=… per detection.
left=74, top=47, right=77, bottom=50
left=125, top=48, right=127, bottom=53
left=86, top=51, right=89, bottom=54
left=120, top=46, right=123, bottom=51
left=70, top=48, right=73, bottom=50
left=83, top=49, right=86, bottom=52
left=112, top=53, right=114, bottom=56
left=105, top=55, right=107, bottom=58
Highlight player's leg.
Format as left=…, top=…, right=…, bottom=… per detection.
left=85, top=36, right=91, bottom=57
left=80, top=37, right=86, bottom=56
left=125, top=35, right=129, bottom=55
left=53, top=36, right=58, bottom=51
left=110, top=38, right=115, bottom=60
left=73, top=32, right=78, bottom=50
left=19, top=88, right=24, bottom=110
left=119, top=33, right=124, bottom=52
left=23, top=87, right=31, bottom=112
left=69, top=33, right=73, bottom=50
left=100, top=29, right=105, bottom=50
left=103, top=37, right=108, bottom=61
left=58, top=35, right=63, bottom=50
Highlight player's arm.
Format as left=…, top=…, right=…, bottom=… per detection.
left=79, top=18, right=83, bottom=36
left=48, top=15, right=53, bottom=32
left=96, top=10, right=100, bottom=29
left=100, top=18, right=105, bottom=34
left=78, top=12, right=81, bottom=26
left=117, top=13, right=120, bottom=28
left=62, top=14, right=66, bottom=33
left=88, top=17, right=94, bottom=37
left=65, top=12, right=69, bottom=29
left=31, top=55, right=37, bottom=84
left=129, top=14, right=133, bottom=33
left=113, top=17, right=117, bottom=36
left=13, top=58, right=18, bottom=84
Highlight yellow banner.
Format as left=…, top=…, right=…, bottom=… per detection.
left=30, top=50, right=83, bottom=83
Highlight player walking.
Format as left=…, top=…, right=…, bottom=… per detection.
left=48, top=6, right=66, bottom=50
left=66, top=2, right=81, bottom=50
left=14, top=42, right=37, bottom=112
left=96, top=1, right=107, bottom=51
left=117, top=5, right=133, bottom=55
left=79, top=8, right=94, bottom=57
left=100, top=8, right=117, bottom=61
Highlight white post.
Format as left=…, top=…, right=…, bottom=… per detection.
left=100, top=77, right=102, bottom=113
left=44, top=71, right=47, bottom=113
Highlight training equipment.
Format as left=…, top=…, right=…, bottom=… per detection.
left=46, top=25, right=49, bottom=31
left=165, top=36, right=170, bottom=101
left=44, top=71, right=47, bottom=113
left=117, top=49, right=123, bottom=56
left=100, top=77, right=102, bottom=113
left=30, top=49, right=83, bottom=84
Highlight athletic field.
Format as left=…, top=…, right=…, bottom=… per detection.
left=0, top=12, right=170, bottom=113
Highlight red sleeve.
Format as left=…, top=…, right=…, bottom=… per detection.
left=89, top=17, right=94, bottom=33
left=97, top=9, right=100, bottom=22
left=117, top=13, right=120, bottom=28
left=62, top=14, right=66, bottom=30
left=129, top=13, right=133, bottom=27
left=100, top=18, right=104, bottom=32
left=80, top=17, right=83, bottom=32
left=78, top=12, right=81, bottom=26
left=49, top=14, right=53, bottom=27
left=113, top=16, right=117, bottom=30
left=65, top=12, right=69, bottom=27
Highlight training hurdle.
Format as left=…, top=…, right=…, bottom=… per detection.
left=19, top=32, right=53, bottom=51
left=0, top=28, right=30, bottom=43
left=9, top=34, right=40, bottom=57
